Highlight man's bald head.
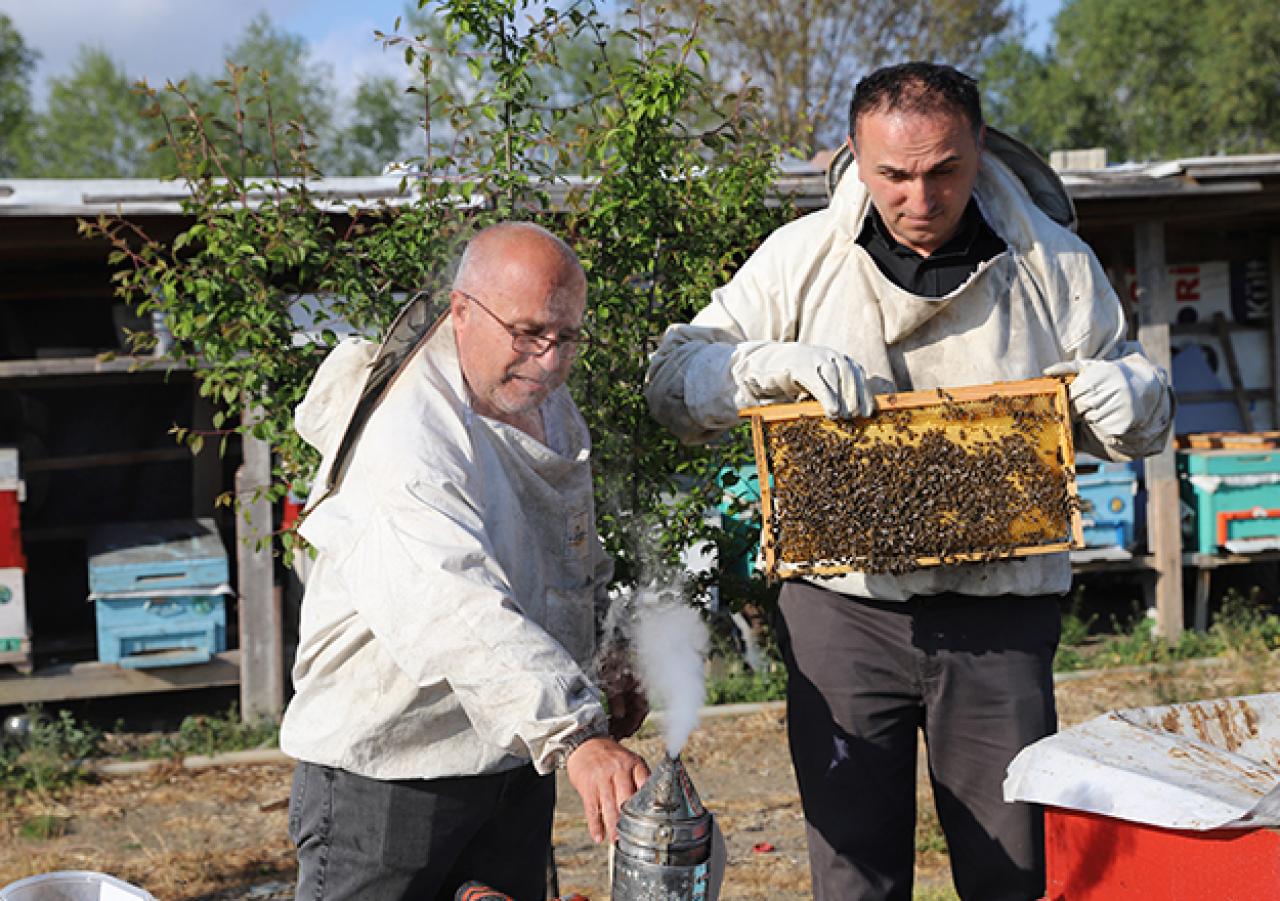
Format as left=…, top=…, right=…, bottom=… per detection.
left=454, top=221, right=585, bottom=303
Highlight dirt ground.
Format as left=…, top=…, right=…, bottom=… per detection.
left=1, top=654, right=1275, bottom=900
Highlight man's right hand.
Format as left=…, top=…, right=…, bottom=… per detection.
left=565, top=737, right=649, bottom=845
left=732, top=341, right=874, bottom=418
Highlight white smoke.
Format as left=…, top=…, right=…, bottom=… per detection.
left=633, top=590, right=709, bottom=757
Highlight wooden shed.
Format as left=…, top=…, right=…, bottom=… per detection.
left=0, top=176, right=409, bottom=719
left=2, top=153, right=1278, bottom=716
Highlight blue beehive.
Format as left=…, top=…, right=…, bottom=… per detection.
left=88, top=518, right=229, bottom=669
left=1075, top=455, right=1139, bottom=549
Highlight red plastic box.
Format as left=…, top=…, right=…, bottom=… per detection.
left=1043, top=808, right=1280, bottom=900
left=0, top=490, right=22, bottom=569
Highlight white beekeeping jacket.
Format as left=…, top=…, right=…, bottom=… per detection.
left=281, top=313, right=610, bottom=779
left=646, top=149, right=1172, bottom=601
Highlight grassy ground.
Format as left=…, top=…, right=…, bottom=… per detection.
left=4, top=650, right=1277, bottom=899
left=2, top=595, right=1279, bottom=899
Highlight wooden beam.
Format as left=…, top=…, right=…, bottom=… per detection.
left=21, top=447, right=189, bottom=473
left=0, top=355, right=190, bottom=380
left=0, top=651, right=241, bottom=706
left=235, top=417, right=283, bottom=724
left=1135, top=220, right=1184, bottom=640
left=1271, top=236, right=1280, bottom=431
left=1211, top=312, right=1255, bottom=431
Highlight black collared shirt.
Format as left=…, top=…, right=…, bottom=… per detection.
left=855, top=200, right=1007, bottom=298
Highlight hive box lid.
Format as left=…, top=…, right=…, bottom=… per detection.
left=87, top=519, right=228, bottom=595
left=1178, top=448, right=1280, bottom=476
left=1005, top=693, right=1280, bottom=830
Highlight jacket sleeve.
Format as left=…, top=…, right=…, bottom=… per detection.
left=338, top=476, right=607, bottom=775
left=645, top=229, right=800, bottom=444
left=1054, top=246, right=1175, bottom=461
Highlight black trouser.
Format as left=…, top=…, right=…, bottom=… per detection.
left=289, top=761, right=555, bottom=901
left=777, top=582, right=1060, bottom=901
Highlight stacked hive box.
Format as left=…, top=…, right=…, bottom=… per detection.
left=0, top=447, right=31, bottom=672
left=1178, top=444, right=1280, bottom=555
left=88, top=518, right=229, bottom=669
left=1075, top=454, right=1140, bottom=550
left=716, top=465, right=762, bottom=580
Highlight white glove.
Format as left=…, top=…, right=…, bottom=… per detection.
left=732, top=341, right=874, bottom=418
left=1044, top=357, right=1164, bottom=443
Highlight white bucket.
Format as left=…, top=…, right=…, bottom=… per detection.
left=0, top=872, right=155, bottom=901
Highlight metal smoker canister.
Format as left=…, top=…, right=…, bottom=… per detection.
left=612, top=754, right=713, bottom=900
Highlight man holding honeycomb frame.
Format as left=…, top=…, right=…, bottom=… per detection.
left=646, top=62, right=1173, bottom=900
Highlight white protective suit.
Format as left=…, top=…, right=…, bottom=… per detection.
left=280, top=310, right=610, bottom=780
left=646, top=148, right=1173, bottom=602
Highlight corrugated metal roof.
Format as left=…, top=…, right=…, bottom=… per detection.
left=1058, top=154, right=1280, bottom=200
left=2, top=150, right=1279, bottom=216
left=0, top=176, right=426, bottom=217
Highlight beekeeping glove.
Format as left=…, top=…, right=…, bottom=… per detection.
left=1044, top=356, right=1170, bottom=449
left=731, top=341, right=874, bottom=419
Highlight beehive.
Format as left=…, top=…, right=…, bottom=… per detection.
left=88, top=519, right=229, bottom=669
left=740, top=377, right=1083, bottom=578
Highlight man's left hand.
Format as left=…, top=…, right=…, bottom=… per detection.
left=598, top=646, right=649, bottom=740
left=1044, top=358, right=1160, bottom=441
left=565, top=737, right=650, bottom=844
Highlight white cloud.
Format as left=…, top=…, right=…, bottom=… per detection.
left=309, top=17, right=409, bottom=100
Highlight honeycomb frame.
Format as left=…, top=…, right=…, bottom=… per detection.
left=740, top=376, right=1084, bottom=579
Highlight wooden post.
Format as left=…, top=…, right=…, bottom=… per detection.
left=1270, top=237, right=1280, bottom=430
left=1135, top=221, right=1184, bottom=640
left=236, top=415, right=283, bottom=723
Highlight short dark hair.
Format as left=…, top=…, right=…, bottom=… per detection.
left=848, top=62, right=983, bottom=144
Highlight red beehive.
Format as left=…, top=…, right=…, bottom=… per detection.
left=0, top=447, right=22, bottom=569
left=1043, top=809, right=1280, bottom=900
left=1007, top=694, right=1280, bottom=900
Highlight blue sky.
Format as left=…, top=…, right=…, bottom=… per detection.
left=1, top=0, right=417, bottom=103
left=1, top=0, right=1064, bottom=107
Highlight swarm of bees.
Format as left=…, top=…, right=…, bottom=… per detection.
left=761, top=389, right=1079, bottom=576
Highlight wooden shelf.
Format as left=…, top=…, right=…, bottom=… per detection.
left=21, top=447, right=191, bottom=473
left=0, top=649, right=241, bottom=706
left=1071, top=552, right=1156, bottom=573
left=0, top=355, right=190, bottom=380
left=1184, top=549, right=1280, bottom=569
left=1071, top=550, right=1280, bottom=572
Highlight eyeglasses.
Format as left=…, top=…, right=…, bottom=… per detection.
left=455, top=289, right=588, bottom=356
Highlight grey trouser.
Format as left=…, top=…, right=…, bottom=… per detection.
left=289, top=760, right=555, bottom=901
left=777, top=581, right=1060, bottom=901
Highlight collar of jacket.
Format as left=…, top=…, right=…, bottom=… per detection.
left=322, top=294, right=450, bottom=499
left=830, top=149, right=1063, bottom=344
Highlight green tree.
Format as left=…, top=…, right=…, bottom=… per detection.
left=328, top=75, right=417, bottom=174
left=90, top=0, right=786, bottom=586
left=982, top=0, right=1280, bottom=161
left=665, top=0, right=1019, bottom=157
left=16, top=47, right=168, bottom=177
left=0, top=13, right=36, bottom=175
left=185, top=13, right=336, bottom=175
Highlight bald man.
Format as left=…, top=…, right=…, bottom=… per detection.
left=281, top=222, right=649, bottom=901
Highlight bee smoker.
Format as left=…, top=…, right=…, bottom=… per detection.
left=612, top=754, right=715, bottom=901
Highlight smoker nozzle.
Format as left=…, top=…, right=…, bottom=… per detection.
left=615, top=753, right=712, bottom=866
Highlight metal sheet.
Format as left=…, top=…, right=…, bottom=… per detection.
left=1005, top=693, right=1280, bottom=830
